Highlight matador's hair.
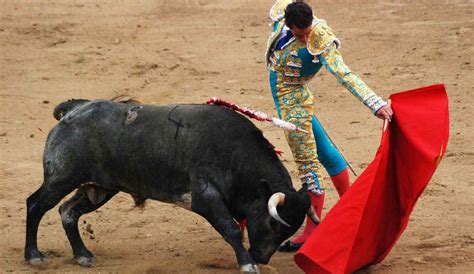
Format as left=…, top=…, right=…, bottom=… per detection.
left=284, top=1, right=313, bottom=29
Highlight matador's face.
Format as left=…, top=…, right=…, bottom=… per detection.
left=290, top=25, right=312, bottom=44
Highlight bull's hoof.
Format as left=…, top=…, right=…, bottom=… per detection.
left=25, top=250, right=47, bottom=266
left=240, top=264, right=260, bottom=273
left=28, top=257, right=47, bottom=266
left=76, top=256, right=96, bottom=267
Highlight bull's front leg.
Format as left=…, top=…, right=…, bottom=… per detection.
left=191, top=184, right=259, bottom=274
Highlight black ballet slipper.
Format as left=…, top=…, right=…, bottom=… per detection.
left=278, top=240, right=303, bottom=252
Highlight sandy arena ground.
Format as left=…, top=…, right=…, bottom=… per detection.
left=1, top=0, right=473, bottom=273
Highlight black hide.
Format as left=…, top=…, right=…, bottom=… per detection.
left=25, top=99, right=310, bottom=269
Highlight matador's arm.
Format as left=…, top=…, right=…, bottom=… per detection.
left=318, top=44, right=387, bottom=113
left=307, top=22, right=387, bottom=113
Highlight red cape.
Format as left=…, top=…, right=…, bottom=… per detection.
left=294, top=84, right=450, bottom=273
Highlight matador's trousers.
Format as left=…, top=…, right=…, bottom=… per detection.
left=269, top=71, right=347, bottom=191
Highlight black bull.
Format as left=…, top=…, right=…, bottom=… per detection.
left=25, top=99, right=318, bottom=272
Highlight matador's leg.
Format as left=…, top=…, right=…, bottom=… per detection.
left=279, top=85, right=325, bottom=194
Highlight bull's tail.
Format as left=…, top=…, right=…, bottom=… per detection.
left=53, top=99, right=90, bottom=120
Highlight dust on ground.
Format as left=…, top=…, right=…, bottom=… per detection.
left=1, top=0, right=473, bottom=273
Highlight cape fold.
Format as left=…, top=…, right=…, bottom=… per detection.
left=294, top=84, right=450, bottom=273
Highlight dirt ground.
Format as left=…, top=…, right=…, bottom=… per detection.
left=1, top=0, right=473, bottom=273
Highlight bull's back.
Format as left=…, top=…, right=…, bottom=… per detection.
left=45, top=101, right=269, bottom=200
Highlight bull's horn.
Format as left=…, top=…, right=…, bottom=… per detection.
left=307, top=206, right=320, bottom=225
left=267, top=192, right=291, bottom=227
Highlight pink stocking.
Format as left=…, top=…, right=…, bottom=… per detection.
left=331, top=168, right=350, bottom=197
left=292, top=192, right=325, bottom=244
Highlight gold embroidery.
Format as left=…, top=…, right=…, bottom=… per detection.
left=307, top=21, right=340, bottom=55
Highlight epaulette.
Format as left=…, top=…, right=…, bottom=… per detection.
left=269, top=0, right=294, bottom=22
left=307, top=20, right=341, bottom=56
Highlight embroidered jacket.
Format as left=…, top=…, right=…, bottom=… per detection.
left=266, top=0, right=387, bottom=113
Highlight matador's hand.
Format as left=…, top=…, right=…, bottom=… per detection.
left=376, top=99, right=393, bottom=122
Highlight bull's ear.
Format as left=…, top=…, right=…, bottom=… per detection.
left=258, top=179, right=273, bottom=199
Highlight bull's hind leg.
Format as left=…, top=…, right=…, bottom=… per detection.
left=59, top=185, right=117, bottom=267
left=25, top=181, right=79, bottom=265
left=191, top=183, right=259, bottom=274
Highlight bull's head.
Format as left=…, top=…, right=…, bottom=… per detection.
left=246, top=182, right=319, bottom=264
